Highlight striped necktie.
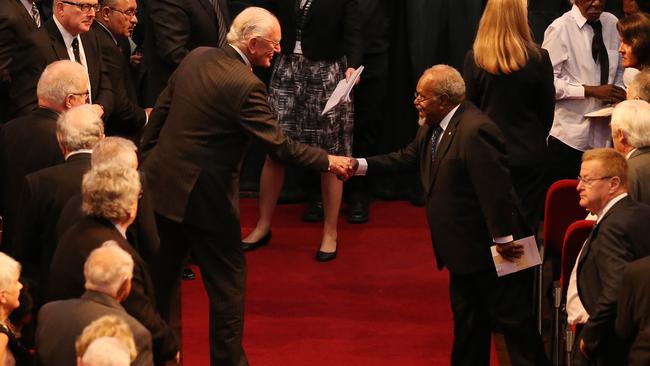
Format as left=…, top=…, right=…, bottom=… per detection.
left=211, top=0, right=228, bottom=47
left=430, top=126, right=443, bottom=161
left=30, top=0, right=41, bottom=27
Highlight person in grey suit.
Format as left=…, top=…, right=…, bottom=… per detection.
left=611, top=99, right=650, bottom=204
left=36, top=241, right=153, bottom=366
left=139, top=7, right=352, bottom=365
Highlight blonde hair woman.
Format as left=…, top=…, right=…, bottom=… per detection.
left=463, top=0, right=555, bottom=231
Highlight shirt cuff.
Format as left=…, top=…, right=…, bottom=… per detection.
left=567, top=84, right=585, bottom=99
left=356, top=158, right=368, bottom=176
left=493, top=235, right=514, bottom=244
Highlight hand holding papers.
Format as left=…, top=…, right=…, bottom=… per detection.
left=322, top=65, right=364, bottom=115
left=491, top=236, right=542, bottom=277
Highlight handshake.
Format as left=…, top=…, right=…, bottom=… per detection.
left=327, top=155, right=359, bottom=181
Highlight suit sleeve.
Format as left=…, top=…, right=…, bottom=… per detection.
left=91, top=34, right=114, bottom=116
left=238, top=81, right=329, bottom=170
left=139, top=75, right=174, bottom=162
left=149, top=0, right=191, bottom=68
left=615, top=262, right=638, bottom=343
left=464, top=118, right=514, bottom=237
left=343, top=0, right=362, bottom=68
left=580, top=219, right=636, bottom=353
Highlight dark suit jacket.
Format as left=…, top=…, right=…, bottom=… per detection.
left=366, top=101, right=522, bottom=275
left=0, top=0, right=41, bottom=122
left=463, top=47, right=555, bottom=167
left=140, top=45, right=328, bottom=234
left=617, top=256, right=650, bottom=364
left=577, top=196, right=650, bottom=360
left=91, top=22, right=145, bottom=142
left=628, top=147, right=650, bottom=205
left=0, top=108, right=63, bottom=248
left=143, top=0, right=229, bottom=106
left=259, top=0, right=362, bottom=67
left=14, top=152, right=91, bottom=283
left=48, top=216, right=178, bottom=361
left=37, top=290, right=153, bottom=366
left=11, top=17, right=114, bottom=117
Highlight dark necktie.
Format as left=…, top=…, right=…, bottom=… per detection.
left=30, top=0, right=41, bottom=27
left=71, top=37, right=81, bottom=64
left=211, top=0, right=228, bottom=47
left=586, top=19, right=609, bottom=85
left=430, top=125, right=444, bottom=161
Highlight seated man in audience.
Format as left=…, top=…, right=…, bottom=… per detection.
left=10, top=105, right=103, bottom=295
left=611, top=99, right=650, bottom=203
left=566, top=148, right=650, bottom=365
left=0, top=60, right=88, bottom=248
left=75, top=315, right=137, bottom=365
left=628, top=69, right=650, bottom=102
left=543, top=0, right=625, bottom=182
left=616, top=256, right=650, bottom=365
left=48, top=165, right=178, bottom=364
left=36, top=242, right=152, bottom=366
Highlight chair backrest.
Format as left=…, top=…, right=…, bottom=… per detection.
left=543, top=179, right=585, bottom=258
left=559, top=219, right=596, bottom=293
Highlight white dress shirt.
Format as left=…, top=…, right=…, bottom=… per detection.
left=566, top=193, right=628, bottom=325
left=542, top=5, right=624, bottom=152
left=53, top=16, right=93, bottom=103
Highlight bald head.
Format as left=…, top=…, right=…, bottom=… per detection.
left=56, top=104, right=104, bottom=155
left=37, top=60, right=89, bottom=112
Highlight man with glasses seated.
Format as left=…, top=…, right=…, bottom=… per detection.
left=91, top=0, right=147, bottom=143
left=10, top=0, right=113, bottom=121
left=567, top=148, right=650, bottom=365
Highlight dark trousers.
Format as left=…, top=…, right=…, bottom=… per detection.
left=547, top=136, right=583, bottom=186
left=153, top=214, right=248, bottom=366
left=571, top=325, right=626, bottom=366
left=449, top=268, right=549, bottom=366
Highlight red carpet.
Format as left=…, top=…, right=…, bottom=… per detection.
left=181, top=199, right=499, bottom=365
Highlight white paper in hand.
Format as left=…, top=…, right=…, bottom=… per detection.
left=322, top=65, right=364, bottom=115
left=490, top=236, right=542, bottom=277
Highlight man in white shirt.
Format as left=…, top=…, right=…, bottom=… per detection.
left=566, top=148, right=650, bottom=365
left=543, top=0, right=625, bottom=184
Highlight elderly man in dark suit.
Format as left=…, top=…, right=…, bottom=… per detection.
left=10, top=104, right=103, bottom=289
left=139, top=7, right=352, bottom=365
left=91, top=0, right=147, bottom=142
left=349, top=65, right=548, bottom=365
left=0, top=0, right=42, bottom=123
left=37, top=241, right=153, bottom=366
left=617, top=256, right=650, bottom=365
left=11, top=0, right=112, bottom=119
left=611, top=100, right=650, bottom=204
left=566, top=148, right=650, bottom=365
left=0, top=60, right=87, bottom=248
left=49, top=165, right=178, bottom=364
left=142, top=0, right=230, bottom=106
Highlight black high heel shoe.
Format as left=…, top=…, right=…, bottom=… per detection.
left=242, top=231, right=272, bottom=251
left=315, top=241, right=337, bottom=262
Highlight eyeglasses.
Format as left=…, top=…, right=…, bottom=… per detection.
left=61, top=1, right=101, bottom=13
left=577, top=175, right=613, bottom=186
left=108, top=6, right=137, bottom=17
left=414, top=92, right=434, bottom=103
left=257, top=37, right=280, bottom=49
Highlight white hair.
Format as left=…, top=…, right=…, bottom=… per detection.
left=611, top=99, right=650, bottom=148
left=422, top=64, right=466, bottom=104
left=56, top=104, right=104, bottom=151
left=0, top=252, right=21, bottom=292
left=629, top=69, right=650, bottom=102
left=84, top=241, right=134, bottom=295
left=82, top=166, right=141, bottom=222
left=91, top=137, right=138, bottom=169
left=226, top=7, right=279, bottom=46
left=80, top=337, right=131, bottom=366
left=37, top=60, right=88, bottom=104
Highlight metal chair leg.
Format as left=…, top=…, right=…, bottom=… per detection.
left=552, top=282, right=562, bottom=366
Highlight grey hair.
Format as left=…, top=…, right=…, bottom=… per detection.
left=75, top=316, right=136, bottom=362
left=91, top=137, right=138, bottom=169
left=226, top=7, right=278, bottom=46
left=82, top=166, right=141, bottom=222
left=84, top=241, right=134, bottom=295
left=56, top=105, right=104, bottom=151
left=422, top=64, right=466, bottom=104
left=611, top=99, right=650, bottom=148
left=0, top=252, right=21, bottom=292
left=629, top=69, right=650, bottom=102
left=37, top=60, right=88, bottom=104
left=80, top=337, right=132, bottom=366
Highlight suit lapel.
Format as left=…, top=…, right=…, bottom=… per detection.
left=577, top=197, right=627, bottom=266
left=12, top=0, right=38, bottom=29
left=44, top=19, right=70, bottom=60
left=427, top=104, right=462, bottom=194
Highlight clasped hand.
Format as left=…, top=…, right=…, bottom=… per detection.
left=327, top=155, right=358, bottom=181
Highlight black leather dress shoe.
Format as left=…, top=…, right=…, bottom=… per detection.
left=242, top=231, right=272, bottom=251
left=315, top=242, right=337, bottom=262
left=182, top=267, right=196, bottom=280
left=348, top=200, right=369, bottom=224
left=302, top=200, right=324, bottom=222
